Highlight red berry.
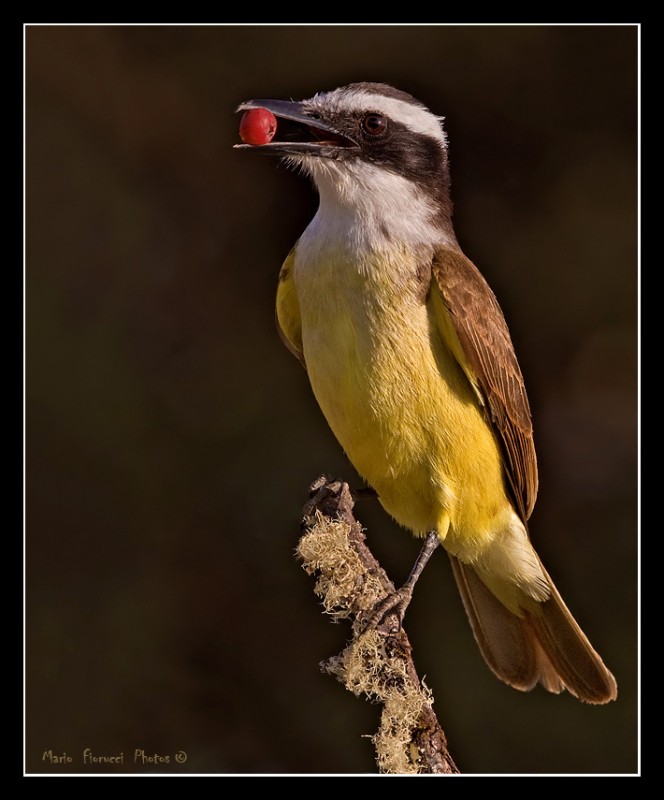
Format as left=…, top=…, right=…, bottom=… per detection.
left=239, top=108, right=277, bottom=145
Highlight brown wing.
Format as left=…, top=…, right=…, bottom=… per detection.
left=431, top=248, right=538, bottom=521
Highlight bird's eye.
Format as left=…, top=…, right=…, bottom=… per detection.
left=361, top=113, right=388, bottom=137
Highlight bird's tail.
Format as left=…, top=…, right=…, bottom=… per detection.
left=448, top=553, right=617, bottom=704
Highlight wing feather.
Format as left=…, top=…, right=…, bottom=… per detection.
left=275, top=246, right=306, bottom=368
left=431, top=248, right=538, bottom=521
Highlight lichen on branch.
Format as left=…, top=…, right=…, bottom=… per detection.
left=296, top=476, right=459, bottom=775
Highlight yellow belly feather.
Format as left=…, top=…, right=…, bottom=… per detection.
left=291, top=245, right=512, bottom=560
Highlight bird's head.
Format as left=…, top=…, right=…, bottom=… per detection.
left=235, top=82, right=455, bottom=243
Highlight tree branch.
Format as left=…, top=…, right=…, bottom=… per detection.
left=297, top=475, right=459, bottom=775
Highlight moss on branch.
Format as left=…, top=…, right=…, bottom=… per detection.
left=297, top=476, right=459, bottom=775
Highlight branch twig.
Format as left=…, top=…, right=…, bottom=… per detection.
left=297, top=475, right=459, bottom=775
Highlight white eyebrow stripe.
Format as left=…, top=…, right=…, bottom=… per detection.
left=308, top=88, right=447, bottom=146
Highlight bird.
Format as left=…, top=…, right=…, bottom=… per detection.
left=235, top=82, right=617, bottom=704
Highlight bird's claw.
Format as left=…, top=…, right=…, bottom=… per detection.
left=361, top=586, right=414, bottom=635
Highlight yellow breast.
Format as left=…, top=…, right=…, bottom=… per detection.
left=293, top=244, right=512, bottom=557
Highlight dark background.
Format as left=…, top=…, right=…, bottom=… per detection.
left=26, top=25, right=638, bottom=775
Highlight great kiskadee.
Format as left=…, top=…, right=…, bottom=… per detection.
left=235, top=82, right=617, bottom=704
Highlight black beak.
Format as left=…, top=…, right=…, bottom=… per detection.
left=234, top=98, right=358, bottom=157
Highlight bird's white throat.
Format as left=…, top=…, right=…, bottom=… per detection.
left=292, top=156, right=454, bottom=260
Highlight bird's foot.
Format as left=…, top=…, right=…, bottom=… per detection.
left=358, top=531, right=440, bottom=636
left=361, top=585, right=415, bottom=635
